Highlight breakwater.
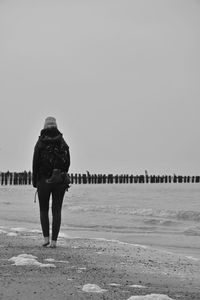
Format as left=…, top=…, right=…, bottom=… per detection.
left=0, top=171, right=200, bottom=185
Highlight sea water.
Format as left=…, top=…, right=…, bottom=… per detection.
left=0, top=183, right=200, bottom=259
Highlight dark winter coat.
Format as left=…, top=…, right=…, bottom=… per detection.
left=32, top=128, right=70, bottom=188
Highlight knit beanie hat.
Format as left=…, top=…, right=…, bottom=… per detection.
left=44, top=116, right=57, bottom=129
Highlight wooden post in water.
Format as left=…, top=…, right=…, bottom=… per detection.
left=1, top=172, right=5, bottom=185
left=119, top=175, right=123, bottom=184
left=78, top=174, right=82, bottom=184
left=70, top=173, right=74, bottom=184
left=9, top=172, right=13, bottom=185
left=13, top=172, right=17, bottom=185
left=114, top=175, right=118, bottom=184
left=173, top=175, right=177, bottom=183
left=125, top=175, right=129, bottom=184
left=18, top=173, right=22, bottom=185
left=5, top=172, right=8, bottom=185
left=74, top=174, right=78, bottom=184
left=150, top=175, right=154, bottom=183
left=94, top=174, right=98, bottom=184
left=87, top=174, right=91, bottom=184
left=21, top=172, right=24, bottom=184
left=139, top=175, right=144, bottom=183
left=28, top=171, right=32, bottom=185
left=102, top=174, right=106, bottom=184
left=82, top=174, right=87, bottom=184
left=108, top=174, right=112, bottom=184
left=97, top=174, right=102, bottom=184
left=91, top=174, right=94, bottom=184
left=23, top=171, right=28, bottom=185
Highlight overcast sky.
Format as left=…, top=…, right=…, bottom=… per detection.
left=0, top=0, right=200, bottom=175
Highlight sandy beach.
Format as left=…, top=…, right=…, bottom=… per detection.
left=0, top=228, right=200, bottom=300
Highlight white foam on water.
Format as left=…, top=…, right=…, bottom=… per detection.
left=28, top=229, right=41, bottom=233
left=44, top=258, right=69, bottom=263
left=93, top=237, right=147, bottom=249
left=10, top=228, right=41, bottom=235
left=7, top=232, right=18, bottom=237
left=82, top=284, right=107, bottom=293
left=129, top=285, right=147, bottom=289
left=59, top=232, right=73, bottom=238
left=9, top=254, right=56, bottom=268
left=127, top=294, right=175, bottom=300
left=0, top=229, right=7, bottom=234
left=10, top=227, right=27, bottom=232
left=185, top=256, right=200, bottom=261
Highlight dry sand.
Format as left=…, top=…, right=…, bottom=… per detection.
left=0, top=229, right=200, bottom=300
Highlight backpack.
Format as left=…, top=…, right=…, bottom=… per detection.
left=46, top=169, right=71, bottom=190
left=40, top=140, right=69, bottom=171
left=40, top=140, right=70, bottom=188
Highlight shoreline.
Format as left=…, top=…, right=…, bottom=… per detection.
left=0, top=227, right=200, bottom=299
left=3, top=219, right=200, bottom=262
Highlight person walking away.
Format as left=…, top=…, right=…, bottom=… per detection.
left=32, top=117, right=70, bottom=248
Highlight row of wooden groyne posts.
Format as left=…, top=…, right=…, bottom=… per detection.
left=0, top=171, right=200, bottom=185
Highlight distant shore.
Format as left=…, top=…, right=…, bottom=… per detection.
left=0, top=227, right=200, bottom=299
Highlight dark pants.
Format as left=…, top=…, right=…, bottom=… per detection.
left=37, top=178, right=66, bottom=241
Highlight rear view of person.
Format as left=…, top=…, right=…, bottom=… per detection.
left=32, top=117, right=70, bottom=248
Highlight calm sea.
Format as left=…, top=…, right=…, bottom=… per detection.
left=0, top=183, right=200, bottom=259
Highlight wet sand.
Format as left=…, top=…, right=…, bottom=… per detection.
left=0, top=228, right=200, bottom=300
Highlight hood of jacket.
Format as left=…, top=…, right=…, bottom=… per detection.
left=39, top=128, right=63, bottom=144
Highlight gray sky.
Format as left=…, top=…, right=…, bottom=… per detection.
left=0, top=0, right=200, bottom=175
